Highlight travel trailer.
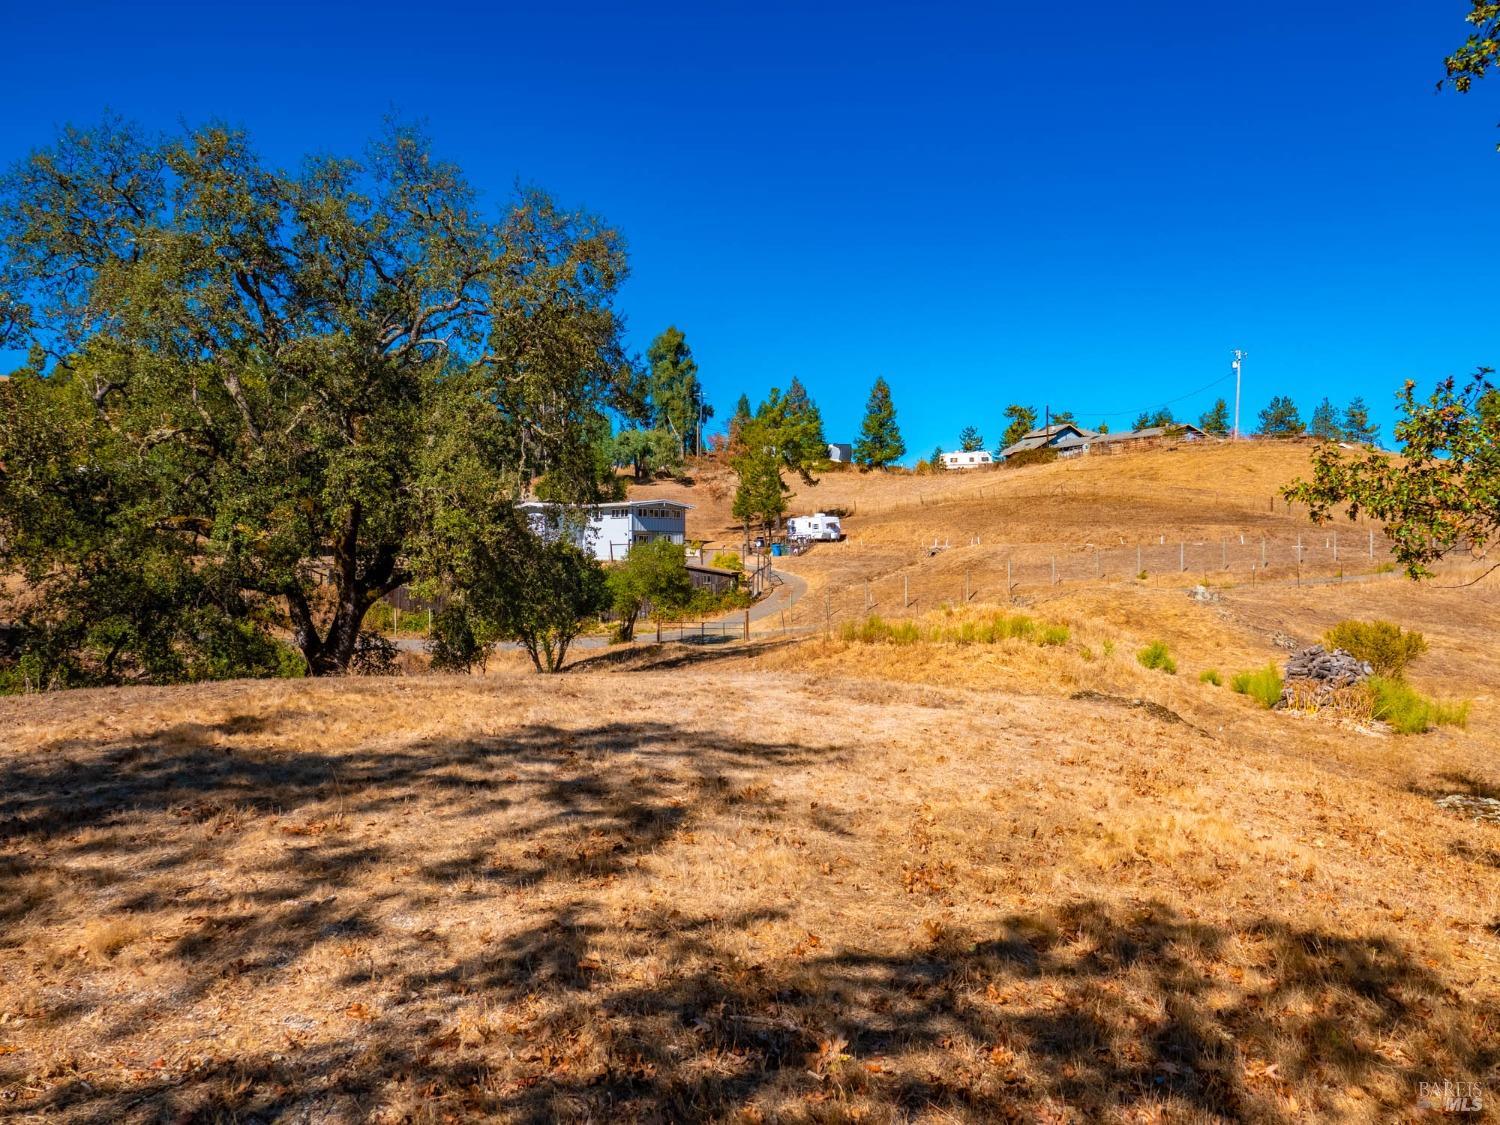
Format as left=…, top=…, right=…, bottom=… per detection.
left=787, top=513, right=843, bottom=542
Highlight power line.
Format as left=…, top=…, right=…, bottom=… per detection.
left=1058, top=368, right=1238, bottom=420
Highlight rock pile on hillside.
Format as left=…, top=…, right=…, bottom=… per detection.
left=1277, top=645, right=1374, bottom=710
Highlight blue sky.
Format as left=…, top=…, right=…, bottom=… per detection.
left=3, top=0, right=1496, bottom=456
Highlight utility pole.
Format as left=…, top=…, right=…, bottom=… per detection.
left=1231, top=349, right=1247, bottom=440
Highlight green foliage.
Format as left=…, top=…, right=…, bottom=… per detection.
left=647, top=326, right=710, bottom=455
left=1367, top=676, right=1470, bottom=734
left=928, top=446, right=947, bottom=472
left=1133, top=408, right=1175, bottom=430
left=958, top=425, right=984, bottom=452
left=351, top=632, right=400, bottom=676
left=1038, top=624, right=1071, bottom=646
left=607, top=538, right=693, bottom=641
left=731, top=421, right=790, bottom=533
left=853, top=378, right=905, bottom=467
left=1256, top=395, right=1304, bottom=437
left=729, top=379, right=826, bottom=530
left=613, top=428, right=681, bottom=481
left=1310, top=397, right=1342, bottom=441
left=1286, top=373, right=1499, bottom=578
left=837, top=610, right=1066, bottom=649
left=1199, top=399, right=1230, bottom=436
left=426, top=605, right=496, bottom=674
left=1323, top=620, right=1427, bottom=677
left=1341, top=397, right=1380, bottom=446
left=1444, top=2, right=1500, bottom=145
left=999, top=404, right=1037, bottom=450
left=761, top=379, right=828, bottom=483
left=1136, top=641, right=1177, bottom=674
left=1231, top=664, right=1284, bottom=708
left=709, top=550, right=743, bottom=573
left=1199, top=668, right=1223, bottom=686
left=485, top=535, right=608, bottom=672
left=1004, top=447, right=1058, bottom=469
left=0, top=119, right=637, bottom=681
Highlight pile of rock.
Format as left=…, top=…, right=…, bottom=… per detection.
left=1277, top=645, right=1374, bottom=710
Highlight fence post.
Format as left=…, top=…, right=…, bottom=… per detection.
left=1221, top=538, right=1227, bottom=569
left=1261, top=537, right=1266, bottom=566
left=1333, top=532, right=1338, bottom=562
left=1179, top=542, right=1185, bottom=571
left=1007, top=558, right=1013, bottom=599
left=1051, top=557, right=1057, bottom=585
left=1369, top=529, right=1374, bottom=560
left=1094, top=549, right=1100, bottom=577
left=825, top=591, right=832, bottom=637
left=1137, top=545, right=1142, bottom=574
left=903, top=574, right=909, bottom=608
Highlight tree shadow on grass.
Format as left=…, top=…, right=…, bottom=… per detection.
left=15, top=896, right=1492, bottom=1123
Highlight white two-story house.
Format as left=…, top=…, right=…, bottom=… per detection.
left=518, top=499, right=692, bottom=562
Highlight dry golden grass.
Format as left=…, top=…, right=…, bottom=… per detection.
left=3, top=441, right=1497, bottom=1122
left=2, top=640, right=1498, bottom=1122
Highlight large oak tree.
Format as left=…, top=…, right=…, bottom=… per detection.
left=0, top=119, right=635, bottom=681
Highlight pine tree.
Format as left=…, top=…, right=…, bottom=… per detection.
left=930, top=445, right=947, bottom=471
left=999, top=404, right=1037, bottom=449
left=958, top=425, right=984, bottom=452
left=1341, top=397, right=1380, bottom=445
left=730, top=417, right=789, bottom=533
left=759, top=378, right=826, bottom=483
left=1256, top=395, right=1305, bottom=437
left=1199, top=398, right=1230, bottom=436
left=1309, top=397, right=1342, bottom=441
left=853, top=377, right=905, bottom=467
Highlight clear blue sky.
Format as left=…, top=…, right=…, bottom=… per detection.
left=3, top=0, right=1496, bottom=457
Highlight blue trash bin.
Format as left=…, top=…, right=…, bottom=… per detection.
left=770, top=543, right=784, bottom=557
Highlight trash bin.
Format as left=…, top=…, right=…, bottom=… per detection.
left=770, top=543, right=784, bottom=557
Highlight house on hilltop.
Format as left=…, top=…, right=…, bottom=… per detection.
left=827, top=442, right=852, bottom=463
left=997, top=422, right=1209, bottom=461
left=518, top=499, right=691, bottom=562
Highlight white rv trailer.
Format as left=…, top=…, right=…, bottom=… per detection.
left=787, top=513, right=843, bottom=542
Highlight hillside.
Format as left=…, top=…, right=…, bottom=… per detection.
left=3, top=439, right=1498, bottom=1122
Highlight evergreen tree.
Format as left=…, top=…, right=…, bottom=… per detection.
left=1309, top=397, right=1342, bottom=440
left=1096, top=421, right=1111, bottom=434
left=853, top=377, right=906, bottom=467
left=1051, top=410, right=1077, bottom=425
left=1257, top=395, right=1305, bottom=437
left=757, top=379, right=826, bottom=483
left=999, top=404, right=1037, bottom=450
left=1341, top=397, right=1380, bottom=445
left=1199, top=398, right=1230, bottom=436
left=958, top=425, right=984, bottom=452
left=930, top=445, right=947, bottom=470
left=647, top=326, right=712, bottom=455
left=1133, top=412, right=1151, bottom=430
left=730, top=416, right=789, bottom=533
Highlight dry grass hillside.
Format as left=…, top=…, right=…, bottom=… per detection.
left=3, top=440, right=1498, bottom=1123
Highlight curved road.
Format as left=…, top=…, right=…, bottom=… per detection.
left=394, top=567, right=807, bottom=652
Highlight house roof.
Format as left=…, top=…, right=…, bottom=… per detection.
left=685, top=562, right=738, bottom=577
left=998, top=422, right=1207, bottom=458
left=517, top=499, right=694, bottom=512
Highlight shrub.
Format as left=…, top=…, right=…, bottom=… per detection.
left=427, top=605, right=493, bottom=674
left=1231, top=664, right=1283, bottom=708
left=1038, top=624, right=1070, bottom=647
left=1199, top=668, right=1222, bottom=686
left=1101, top=639, right=1115, bottom=658
left=1367, top=676, right=1470, bottom=734
left=1004, top=447, right=1058, bottom=469
left=1324, top=620, right=1427, bottom=678
left=1136, top=641, right=1176, bottom=675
